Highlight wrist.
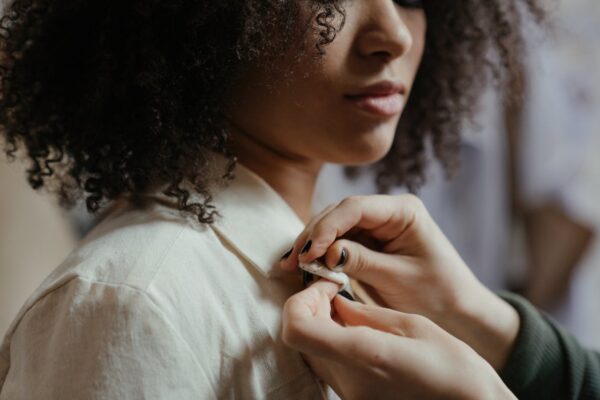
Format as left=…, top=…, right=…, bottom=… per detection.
left=470, top=371, right=517, bottom=400
left=456, top=351, right=517, bottom=400
left=482, top=372, right=518, bottom=400
left=447, top=284, right=520, bottom=371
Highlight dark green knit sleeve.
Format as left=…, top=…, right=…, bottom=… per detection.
left=498, top=292, right=600, bottom=400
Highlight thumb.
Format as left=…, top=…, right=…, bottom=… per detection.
left=333, top=295, right=419, bottom=338
left=284, top=279, right=340, bottom=322
left=282, top=279, right=343, bottom=356
left=322, top=238, right=414, bottom=291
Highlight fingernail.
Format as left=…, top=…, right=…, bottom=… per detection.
left=302, top=270, right=314, bottom=287
left=280, top=247, right=293, bottom=261
left=338, top=290, right=355, bottom=301
left=300, top=240, right=312, bottom=255
left=334, top=248, right=347, bottom=269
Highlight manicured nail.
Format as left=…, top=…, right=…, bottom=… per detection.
left=300, top=240, right=312, bottom=255
left=302, top=271, right=314, bottom=288
left=339, top=290, right=355, bottom=301
left=280, top=247, right=293, bottom=261
left=335, top=248, right=348, bottom=269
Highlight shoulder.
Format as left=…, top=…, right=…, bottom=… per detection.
left=0, top=276, right=217, bottom=398
left=45, top=201, right=220, bottom=290
left=2, top=201, right=225, bottom=341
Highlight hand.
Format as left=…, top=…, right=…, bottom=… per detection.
left=282, top=280, right=516, bottom=400
left=280, top=195, right=520, bottom=370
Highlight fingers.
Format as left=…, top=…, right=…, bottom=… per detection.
left=284, top=308, right=398, bottom=366
left=282, top=279, right=397, bottom=364
left=321, top=238, right=415, bottom=290
left=333, top=295, right=422, bottom=338
left=280, top=203, right=338, bottom=271
left=280, top=194, right=427, bottom=271
left=282, top=281, right=348, bottom=358
left=283, top=285, right=427, bottom=373
left=282, top=315, right=347, bottom=360
left=283, top=279, right=340, bottom=321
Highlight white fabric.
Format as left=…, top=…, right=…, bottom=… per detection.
left=0, top=155, right=333, bottom=399
left=298, top=261, right=351, bottom=292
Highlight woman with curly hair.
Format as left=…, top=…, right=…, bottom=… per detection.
left=0, top=0, right=543, bottom=398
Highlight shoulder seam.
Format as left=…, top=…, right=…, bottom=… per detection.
left=76, top=276, right=216, bottom=391
left=2, top=275, right=218, bottom=397
left=6, top=220, right=188, bottom=336
left=2, top=274, right=82, bottom=351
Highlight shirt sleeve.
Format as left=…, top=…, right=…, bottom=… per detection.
left=0, top=277, right=216, bottom=400
left=499, top=292, right=600, bottom=400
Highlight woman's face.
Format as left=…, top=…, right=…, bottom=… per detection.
left=229, top=0, right=427, bottom=166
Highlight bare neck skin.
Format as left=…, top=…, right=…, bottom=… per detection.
left=229, top=129, right=322, bottom=225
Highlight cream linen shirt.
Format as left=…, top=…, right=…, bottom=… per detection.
left=0, top=160, right=333, bottom=399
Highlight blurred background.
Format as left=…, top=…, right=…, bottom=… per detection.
left=1, top=0, right=599, bottom=350
left=315, top=0, right=600, bottom=350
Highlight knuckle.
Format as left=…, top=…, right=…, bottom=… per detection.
left=399, top=193, right=425, bottom=210
left=282, top=297, right=299, bottom=318
left=355, top=337, right=393, bottom=371
left=312, top=224, right=338, bottom=243
left=281, top=323, right=300, bottom=347
left=399, top=313, right=430, bottom=337
left=410, top=313, right=431, bottom=327
left=366, top=349, right=390, bottom=372
left=281, top=303, right=305, bottom=346
left=411, top=314, right=436, bottom=333
left=294, top=231, right=309, bottom=247
left=324, top=203, right=338, bottom=213
left=340, top=195, right=363, bottom=209
left=280, top=325, right=294, bottom=347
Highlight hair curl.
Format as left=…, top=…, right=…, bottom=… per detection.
left=0, top=0, right=545, bottom=223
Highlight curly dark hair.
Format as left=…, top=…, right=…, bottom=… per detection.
left=0, top=0, right=545, bottom=224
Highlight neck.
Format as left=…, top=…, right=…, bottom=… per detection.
left=229, top=129, right=322, bottom=225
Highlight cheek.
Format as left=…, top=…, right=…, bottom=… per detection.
left=412, top=10, right=427, bottom=43
left=227, top=64, right=330, bottom=151
left=228, top=11, right=427, bottom=163
left=408, top=13, right=427, bottom=76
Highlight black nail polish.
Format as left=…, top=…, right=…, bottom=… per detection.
left=300, top=240, right=312, bottom=255
left=339, top=290, right=355, bottom=301
left=302, top=271, right=314, bottom=287
left=280, top=248, right=293, bottom=261
left=336, top=248, right=348, bottom=268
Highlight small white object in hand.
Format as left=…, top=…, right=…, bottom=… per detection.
left=298, top=260, right=352, bottom=294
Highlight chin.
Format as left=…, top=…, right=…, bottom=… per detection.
left=348, top=149, right=391, bottom=166
left=328, top=137, right=394, bottom=166
left=350, top=130, right=396, bottom=165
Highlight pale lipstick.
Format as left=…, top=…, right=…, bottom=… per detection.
left=345, top=81, right=406, bottom=117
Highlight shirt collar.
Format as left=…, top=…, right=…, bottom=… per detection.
left=207, top=154, right=306, bottom=279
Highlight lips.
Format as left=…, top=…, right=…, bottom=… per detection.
left=344, top=81, right=406, bottom=117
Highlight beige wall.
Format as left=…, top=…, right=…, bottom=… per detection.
left=0, top=0, right=76, bottom=336
left=0, top=158, right=76, bottom=335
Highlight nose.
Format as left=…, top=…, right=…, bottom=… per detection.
left=356, top=2, right=414, bottom=63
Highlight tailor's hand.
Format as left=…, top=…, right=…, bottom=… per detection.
left=280, top=195, right=520, bottom=370
left=282, top=280, right=516, bottom=400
